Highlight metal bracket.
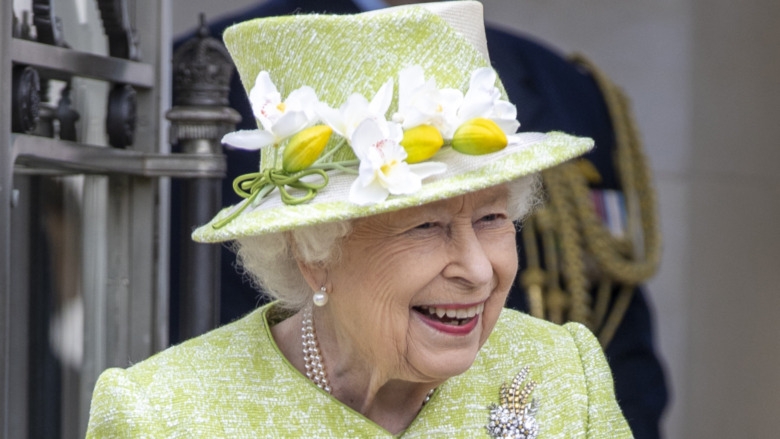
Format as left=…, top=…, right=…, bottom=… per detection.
left=12, top=134, right=226, bottom=178
left=55, top=86, right=79, bottom=141
left=32, top=0, right=67, bottom=47
left=11, top=66, right=41, bottom=134
left=11, top=39, right=154, bottom=88
left=12, top=10, right=20, bottom=38
left=106, top=84, right=137, bottom=148
left=96, top=0, right=140, bottom=61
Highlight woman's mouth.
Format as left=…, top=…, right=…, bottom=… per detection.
left=413, top=303, right=484, bottom=334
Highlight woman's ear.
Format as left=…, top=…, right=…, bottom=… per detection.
left=295, top=257, right=327, bottom=292
left=288, top=232, right=328, bottom=292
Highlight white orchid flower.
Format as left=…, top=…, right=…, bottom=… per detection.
left=349, top=118, right=447, bottom=205
left=317, top=78, right=394, bottom=141
left=222, top=71, right=319, bottom=150
left=392, top=65, right=464, bottom=139
left=457, top=67, right=520, bottom=136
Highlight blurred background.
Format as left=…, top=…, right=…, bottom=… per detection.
left=175, top=1, right=780, bottom=437
left=5, top=0, right=779, bottom=437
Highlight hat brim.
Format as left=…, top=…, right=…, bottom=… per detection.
left=192, top=131, right=592, bottom=242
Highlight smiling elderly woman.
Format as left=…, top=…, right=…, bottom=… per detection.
left=87, top=2, right=632, bottom=438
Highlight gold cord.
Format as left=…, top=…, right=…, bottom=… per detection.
left=521, top=54, right=661, bottom=347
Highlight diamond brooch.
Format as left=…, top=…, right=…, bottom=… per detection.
left=486, top=366, right=539, bottom=439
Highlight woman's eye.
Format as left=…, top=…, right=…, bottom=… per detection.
left=476, top=213, right=508, bottom=227
left=404, top=221, right=441, bottom=237
left=415, top=222, right=437, bottom=230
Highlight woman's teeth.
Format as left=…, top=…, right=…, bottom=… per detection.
left=417, top=303, right=485, bottom=323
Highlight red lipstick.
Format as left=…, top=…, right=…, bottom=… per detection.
left=416, top=311, right=480, bottom=335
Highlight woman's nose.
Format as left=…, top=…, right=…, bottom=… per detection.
left=441, top=224, right=493, bottom=290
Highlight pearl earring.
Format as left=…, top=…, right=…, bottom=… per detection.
left=313, top=285, right=329, bottom=307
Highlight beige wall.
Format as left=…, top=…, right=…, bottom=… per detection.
left=173, top=0, right=780, bottom=437
left=685, top=1, right=780, bottom=437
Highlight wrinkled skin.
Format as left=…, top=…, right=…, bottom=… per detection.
left=275, top=184, right=518, bottom=433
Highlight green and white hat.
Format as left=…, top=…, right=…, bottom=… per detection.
left=192, top=1, right=593, bottom=243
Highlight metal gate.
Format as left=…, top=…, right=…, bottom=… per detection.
left=1, top=1, right=227, bottom=437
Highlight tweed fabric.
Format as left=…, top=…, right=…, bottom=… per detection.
left=194, top=131, right=590, bottom=242
left=192, top=4, right=594, bottom=242
left=86, top=305, right=632, bottom=437
left=363, top=1, right=490, bottom=61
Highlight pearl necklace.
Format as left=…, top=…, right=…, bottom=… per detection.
left=302, top=306, right=331, bottom=393
left=301, top=306, right=435, bottom=405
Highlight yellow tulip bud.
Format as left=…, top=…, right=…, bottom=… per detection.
left=451, top=118, right=508, bottom=155
left=282, top=125, right=333, bottom=172
left=400, top=125, right=444, bottom=163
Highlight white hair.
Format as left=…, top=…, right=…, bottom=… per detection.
left=232, top=175, right=540, bottom=311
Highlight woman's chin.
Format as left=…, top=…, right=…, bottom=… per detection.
left=406, top=309, right=484, bottom=379
left=411, top=348, right=479, bottom=382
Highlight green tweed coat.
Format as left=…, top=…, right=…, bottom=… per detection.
left=87, top=304, right=632, bottom=438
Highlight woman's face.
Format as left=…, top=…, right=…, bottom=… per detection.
left=323, top=185, right=518, bottom=384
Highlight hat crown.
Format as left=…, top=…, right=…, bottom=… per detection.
left=367, top=1, right=489, bottom=61
left=222, top=3, right=497, bottom=170
left=193, top=3, right=594, bottom=242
